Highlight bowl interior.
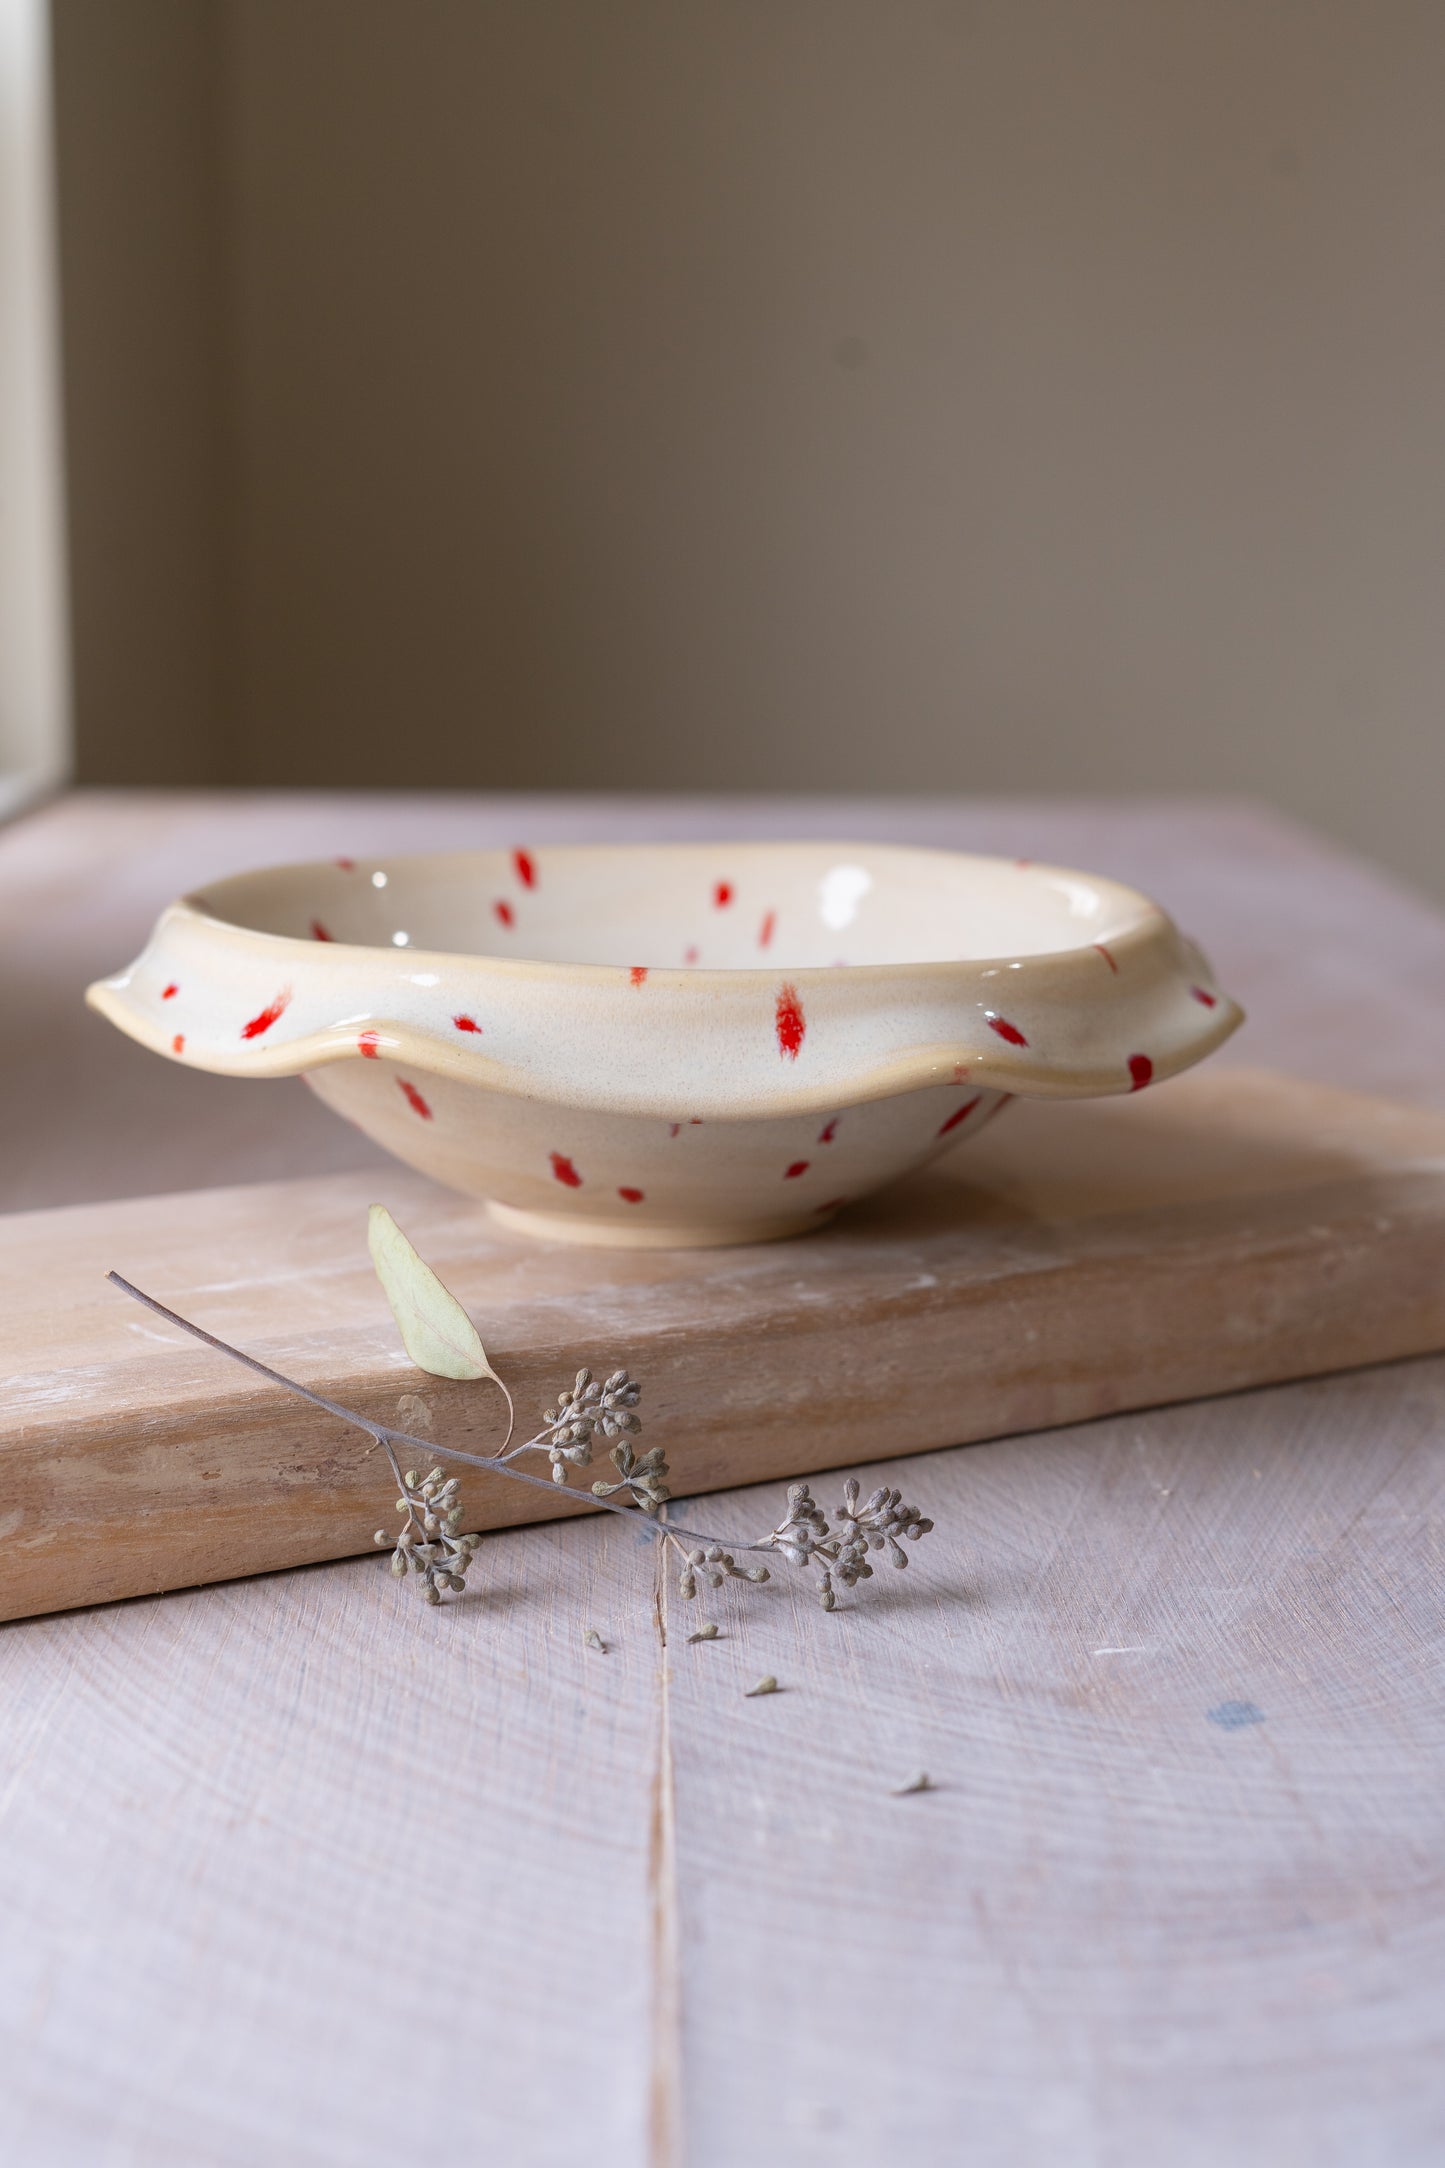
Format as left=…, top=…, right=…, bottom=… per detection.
left=194, top=844, right=1149, bottom=971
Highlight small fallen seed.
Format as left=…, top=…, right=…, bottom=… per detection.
left=890, top=1770, right=931, bottom=1795
left=687, top=1624, right=720, bottom=1643
left=583, top=1627, right=607, bottom=1653
left=744, top=1675, right=779, bottom=1697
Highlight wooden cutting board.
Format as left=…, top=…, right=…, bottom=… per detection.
left=5, top=1064, right=1445, bottom=1624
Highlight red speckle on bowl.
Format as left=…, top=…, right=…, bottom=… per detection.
left=759, top=910, right=776, bottom=949
left=775, top=983, right=806, bottom=1060
left=713, top=881, right=733, bottom=908
left=335, top=857, right=355, bottom=871
left=618, top=1186, right=645, bottom=1204
left=1191, top=986, right=1218, bottom=1008
left=1128, top=1053, right=1153, bottom=1091
left=550, top=1151, right=582, bottom=1187
left=937, top=1096, right=981, bottom=1138
left=453, top=1014, right=482, bottom=1033
left=161, top=982, right=179, bottom=1001
left=514, top=849, right=537, bottom=889
left=172, top=1033, right=185, bottom=1054
left=399, top=1079, right=432, bottom=1118
left=817, top=1117, right=838, bottom=1143
left=241, top=990, right=291, bottom=1040
left=311, top=919, right=333, bottom=941
left=815, top=1198, right=849, bottom=1214
left=684, top=945, right=699, bottom=965
left=494, top=900, right=514, bottom=928
left=630, top=965, right=648, bottom=988
left=1093, top=942, right=1118, bottom=974
left=358, top=1030, right=381, bottom=1058
left=985, top=1013, right=1028, bottom=1047
left=784, top=1160, right=810, bottom=1180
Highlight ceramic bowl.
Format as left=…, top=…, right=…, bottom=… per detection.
left=87, top=841, right=1242, bottom=1247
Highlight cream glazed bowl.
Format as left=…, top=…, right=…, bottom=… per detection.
left=86, top=842, right=1242, bottom=1247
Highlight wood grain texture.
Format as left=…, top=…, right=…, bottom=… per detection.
left=7, top=1067, right=1445, bottom=1624
left=664, top=1362, right=1445, bottom=2166
left=0, top=1507, right=662, bottom=2168
left=4, top=792, right=1445, bottom=2165
left=3, top=1363, right=1443, bottom=2166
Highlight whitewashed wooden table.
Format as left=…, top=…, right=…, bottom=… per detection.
left=3, top=791, right=1444, bottom=2168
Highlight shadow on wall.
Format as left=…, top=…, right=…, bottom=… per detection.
left=52, top=0, right=1445, bottom=900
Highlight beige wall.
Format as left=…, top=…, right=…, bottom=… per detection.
left=52, top=0, right=229, bottom=785
left=56, top=1, right=1445, bottom=896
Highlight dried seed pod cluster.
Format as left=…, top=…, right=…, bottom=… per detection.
left=591, top=1437, right=671, bottom=1514
left=674, top=1544, right=771, bottom=1601
left=527, top=1368, right=644, bottom=1485
left=760, top=1478, right=935, bottom=1610
left=375, top=1465, right=482, bottom=1605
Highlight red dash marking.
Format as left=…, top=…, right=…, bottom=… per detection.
left=1015, top=857, right=1032, bottom=867
left=335, top=857, right=355, bottom=871
left=513, top=849, right=537, bottom=889
left=668, top=1123, right=682, bottom=1138
left=683, top=945, right=700, bottom=965
left=759, top=909, right=776, bottom=949
left=937, top=1096, right=982, bottom=1138
left=784, top=1160, right=810, bottom=1180
left=951, top=1061, right=971, bottom=1083
left=713, top=881, right=734, bottom=908
left=689, top=1117, right=703, bottom=1125
left=1128, top=1053, right=1154, bottom=1091
left=985, top=1013, right=1028, bottom=1047
left=775, top=982, right=806, bottom=1060
left=974, top=1093, right=1014, bottom=1134
left=358, top=1030, right=381, bottom=1058
left=400, top=1079, right=433, bottom=1119
left=241, top=989, right=291, bottom=1040
left=171, top=1033, right=185, bottom=1054
left=818, top=1117, right=839, bottom=1144
left=550, top=1151, right=582, bottom=1188
left=630, top=965, right=648, bottom=988
left=815, top=1197, right=849, bottom=1214
left=453, top=1013, right=481, bottom=1033
left=494, top=899, right=515, bottom=928
left=310, top=919, right=333, bottom=942
left=1093, top=942, right=1118, bottom=974
left=618, top=1186, right=645, bottom=1204
left=161, top=982, right=179, bottom=1000
left=1191, top=985, right=1218, bottom=1008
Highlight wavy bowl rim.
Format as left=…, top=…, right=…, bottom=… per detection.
left=85, top=839, right=1244, bottom=1119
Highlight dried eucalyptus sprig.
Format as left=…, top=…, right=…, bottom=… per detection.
left=105, top=1206, right=938, bottom=1619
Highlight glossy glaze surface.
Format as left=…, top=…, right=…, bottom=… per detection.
left=86, top=841, right=1242, bottom=1244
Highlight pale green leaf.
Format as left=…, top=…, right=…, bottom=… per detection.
left=368, top=1204, right=515, bottom=1440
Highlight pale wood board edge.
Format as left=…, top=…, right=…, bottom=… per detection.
left=6, top=1186, right=1445, bottom=1623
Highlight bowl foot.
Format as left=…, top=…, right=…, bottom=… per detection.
left=486, top=1200, right=841, bottom=1250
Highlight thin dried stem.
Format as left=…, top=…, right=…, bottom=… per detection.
left=107, top=1272, right=743, bottom=1548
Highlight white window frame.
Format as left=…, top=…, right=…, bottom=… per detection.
left=0, top=0, right=69, bottom=818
